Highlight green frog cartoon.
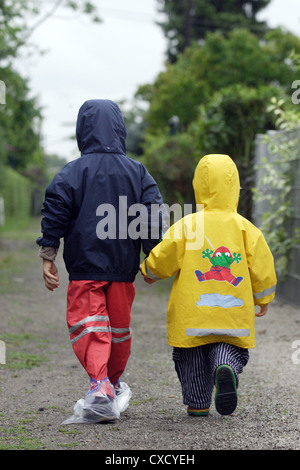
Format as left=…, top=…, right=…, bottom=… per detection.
left=195, top=246, right=243, bottom=287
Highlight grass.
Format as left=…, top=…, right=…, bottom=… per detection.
left=0, top=220, right=52, bottom=371
left=0, top=424, right=44, bottom=450
left=4, top=351, right=48, bottom=370
left=0, top=252, right=31, bottom=294
left=0, top=333, right=49, bottom=370
left=0, top=410, right=83, bottom=450
left=0, top=217, right=41, bottom=294
left=0, top=216, right=41, bottom=240
left=131, top=397, right=157, bottom=405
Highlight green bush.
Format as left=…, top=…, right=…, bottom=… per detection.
left=0, top=166, right=32, bottom=222
left=142, top=132, right=197, bottom=206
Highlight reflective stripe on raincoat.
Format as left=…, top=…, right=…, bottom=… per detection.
left=141, top=154, right=277, bottom=349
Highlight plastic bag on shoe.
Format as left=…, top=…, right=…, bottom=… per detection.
left=61, top=399, right=89, bottom=425
left=83, top=380, right=120, bottom=423
left=115, top=382, right=132, bottom=413
left=61, top=378, right=120, bottom=425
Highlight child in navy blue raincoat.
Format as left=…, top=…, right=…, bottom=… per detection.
left=37, top=99, right=164, bottom=422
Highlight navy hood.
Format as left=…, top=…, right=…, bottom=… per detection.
left=76, top=99, right=127, bottom=155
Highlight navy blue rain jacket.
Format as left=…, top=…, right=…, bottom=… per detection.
left=37, top=99, right=164, bottom=282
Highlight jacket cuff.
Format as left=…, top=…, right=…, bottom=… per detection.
left=36, top=236, right=60, bottom=249
left=38, top=246, right=58, bottom=261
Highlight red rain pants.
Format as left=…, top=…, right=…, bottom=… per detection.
left=66, top=280, right=135, bottom=385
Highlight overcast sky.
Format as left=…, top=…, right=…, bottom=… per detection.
left=16, top=0, right=300, bottom=161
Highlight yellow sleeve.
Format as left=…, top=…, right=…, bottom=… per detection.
left=141, top=218, right=186, bottom=280
left=248, top=232, right=277, bottom=305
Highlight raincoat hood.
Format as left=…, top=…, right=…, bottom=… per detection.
left=193, top=154, right=240, bottom=212
left=76, top=99, right=127, bottom=155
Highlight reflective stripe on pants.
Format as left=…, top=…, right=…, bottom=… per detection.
left=67, top=280, right=135, bottom=384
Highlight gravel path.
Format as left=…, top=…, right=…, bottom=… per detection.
left=0, top=236, right=300, bottom=452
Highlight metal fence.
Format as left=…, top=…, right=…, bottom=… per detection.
left=253, top=128, right=300, bottom=307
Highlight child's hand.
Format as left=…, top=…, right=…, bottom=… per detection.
left=139, top=264, right=157, bottom=284
left=43, top=259, right=60, bottom=291
left=255, top=304, right=268, bottom=317
left=143, top=276, right=157, bottom=284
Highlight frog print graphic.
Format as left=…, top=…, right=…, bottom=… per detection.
left=195, top=246, right=243, bottom=287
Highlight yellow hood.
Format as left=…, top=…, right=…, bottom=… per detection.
left=193, top=154, right=240, bottom=212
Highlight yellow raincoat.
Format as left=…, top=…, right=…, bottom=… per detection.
left=141, top=154, right=276, bottom=349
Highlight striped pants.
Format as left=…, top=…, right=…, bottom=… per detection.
left=66, top=280, right=135, bottom=385
left=173, top=343, right=249, bottom=409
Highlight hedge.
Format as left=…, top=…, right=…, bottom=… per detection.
left=0, top=166, right=32, bottom=222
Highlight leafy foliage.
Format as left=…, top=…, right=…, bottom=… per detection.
left=0, top=0, right=101, bottom=62
left=253, top=98, right=300, bottom=280
left=191, top=84, right=281, bottom=165
left=136, top=28, right=300, bottom=135
left=137, top=27, right=300, bottom=215
left=0, top=0, right=101, bottom=224
left=142, top=132, right=197, bottom=205
left=156, top=0, right=271, bottom=62
left=0, top=67, right=42, bottom=171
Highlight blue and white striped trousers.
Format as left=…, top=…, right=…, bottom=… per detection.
left=173, top=342, right=249, bottom=409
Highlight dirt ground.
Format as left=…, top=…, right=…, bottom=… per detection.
left=0, top=232, right=300, bottom=453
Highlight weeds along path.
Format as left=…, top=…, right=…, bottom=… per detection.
left=0, top=222, right=300, bottom=451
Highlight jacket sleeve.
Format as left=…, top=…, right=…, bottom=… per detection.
left=141, top=218, right=186, bottom=280
left=247, top=231, right=277, bottom=305
left=36, top=173, right=73, bottom=249
left=139, top=166, right=168, bottom=255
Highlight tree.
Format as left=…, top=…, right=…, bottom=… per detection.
left=0, top=0, right=100, bottom=64
left=0, top=66, right=42, bottom=171
left=136, top=28, right=300, bottom=135
left=0, top=0, right=101, bottom=172
left=191, top=84, right=281, bottom=166
left=136, top=27, right=300, bottom=215
left=0, top=0, right=101, bottom=221
left=118, top=100, right=147, bottom=157
left=142, top=132, right=197, bottom=206
left=156, top=0, right=271, bottom=62
left=190, top=84, right=283, bottom=218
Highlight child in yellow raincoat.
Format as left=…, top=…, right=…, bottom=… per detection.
left=140, top=154, right=277, bottom=416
